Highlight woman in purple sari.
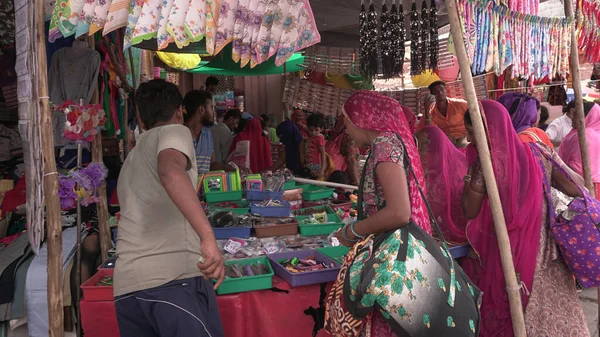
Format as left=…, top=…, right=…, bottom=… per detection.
left=460, top=100, right=589, bottom=337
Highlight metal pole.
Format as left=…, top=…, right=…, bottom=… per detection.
left=443, top=0, right=527, bottom=335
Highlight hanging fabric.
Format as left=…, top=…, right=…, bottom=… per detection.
left=359, top=0, right=378, bottom=79
left=456, top=0, right=572, bottom=79
left=380, top=0, right=394, bottom=78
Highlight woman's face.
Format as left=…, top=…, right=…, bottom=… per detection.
left=343, top=116, right=371, bottom=147
left=465, top=122, right=476, bottom=146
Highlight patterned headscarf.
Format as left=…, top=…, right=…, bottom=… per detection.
left=344, top=90, right=431, bottom=234
left=497, top=92, right=540, bottom=133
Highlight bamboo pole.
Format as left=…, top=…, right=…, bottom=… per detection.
left=75, top=143, right=83, bottom=337
left=563, top=0, right=600, bottom=332
left=88, top=37, right=112, bottom=263
left=36, top=1, right=64, bottom=337
left=292, top=177, right=357, bottom=191
left=444, top=0, right=527, bottom=335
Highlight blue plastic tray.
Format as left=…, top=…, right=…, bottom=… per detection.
left=449, top=244, right=470, bottom=259
left=212, top=226, right=252, bottom=240
left=267, top=250, right=341, bottom=287
left=246, top=190, right=284, bottom=202
left=250, top=201, right=291, bottom=217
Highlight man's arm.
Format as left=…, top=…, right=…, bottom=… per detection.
left=157, top=149, right=225, bottom=288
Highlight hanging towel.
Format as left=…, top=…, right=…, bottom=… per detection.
left=103, top=0, right=129, bottom=35
left=89, top=0, right=112, bottom=35
left=166, top=0, right=193, bottom=48
left=184, top=0, right=207, bottom=43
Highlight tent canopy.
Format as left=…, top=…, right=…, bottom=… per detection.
left=187, top=45, right=305, bottom=76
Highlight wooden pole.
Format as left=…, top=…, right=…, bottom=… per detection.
left=444, top=0, right=527, bottom=335
left=75, top=143, right=83, bottom=337
left=88, top=36, right=112, bottom=263
left=292, top=177, right=357, bottom=191
left=563, top=1, right=600, bottom=333
left=35, top=1, right=64, bottom=337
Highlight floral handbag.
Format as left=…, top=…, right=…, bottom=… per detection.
left=532, top=145, right=600, bottom=288
left=325, top=137, right=482, bottom=337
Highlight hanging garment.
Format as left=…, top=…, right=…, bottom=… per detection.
left=166, top=0, right=193, bottom=48
left=231, top=0, right=251, bottom=63
left=156, top=0, right=175, bottom=49
left=103, top=0, right=130, bottom=35
left=274, top=0, right=319, bottom=67
left=184, top=0, right=207, bottom=43
left=89, top=0, right=112, bottom=35
left=205, top=0, right=222, bottom=55
left=214, top=0, right=239, bottom=55
left=48, top=0, right=68, bottom=42
left=123, top=0, right=143, bottom=49
left=131, top=0, right=162, bottom=46
left=75, top=0, right=97, bottom=38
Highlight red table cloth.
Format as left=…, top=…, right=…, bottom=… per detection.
left=81, top=277, right=333, bottom=337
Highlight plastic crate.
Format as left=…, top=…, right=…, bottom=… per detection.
left=316, top=246, right=350, bottom=264
left=284, top=180, right=296, bottom=190
left=80, top=300, right=119, bottom=337
left=298, top=185, right=335, bottom=201
left=246, top=190, right=284, bottom=202
left=329, top=201, right=354, bottom=212
left=253, top=217, right=299, bottom=238
left=216, top=257, right=274, bottom=295
left=267, top=250, right=341, bottom=287
left=297, top=212, right=344, bottom=236
left=212, top=226, right=252, bottom=239
left=250, top=201, right=291, bottom=217
left=81, top=269, right=114, bottom=302
left=98, top=257, right=116, bottom=270
left=205, top=190, right=243, bottom=203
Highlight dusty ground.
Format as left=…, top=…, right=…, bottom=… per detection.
left=582, top=288, right=599, bottom=337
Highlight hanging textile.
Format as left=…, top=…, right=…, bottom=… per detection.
left=429, top=0, right=438, bottom=71
left=455, top=0, right=572, bottom=79
left=359, top=1, right=378, bottom=79
left=577, top=0, right=600, bottom=63
left=103, top=0, right=130, bottom=35
left=421, top=0, right=429, bottom=72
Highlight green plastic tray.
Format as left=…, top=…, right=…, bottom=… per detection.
left=317, top=246, right=350, bottom=264
left=292, top=205, right=331, bottom=216
left=298, top=184, right=335, bottom=201
left=205, top=190, right=243, bottom=203
left=284, top=180, right=297, bottom=190
left=207, top=200, right=249, bottom=214
left=297, top=212, right=344, bottom=236
left=216, top=257, right=274, bottom=295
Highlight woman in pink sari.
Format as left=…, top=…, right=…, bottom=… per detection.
left=416, top=126, right=469, bottom=244
left=461, top=100, right=589, bottom=337
left=325, top=114, right=360, bottom=185
left=559, top=102, right=600, bottom=196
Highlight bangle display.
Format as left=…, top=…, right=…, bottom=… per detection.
left=341, top=224, right=359, bottom=243
left=350, top=221, right=366, bottom=239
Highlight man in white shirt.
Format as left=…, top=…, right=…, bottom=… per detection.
left=546, top=101, right=575, bottom=149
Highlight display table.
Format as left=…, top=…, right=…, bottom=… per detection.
left=80, top=245, right=471, bottom=337
left=81, top=277, right=333, bottom=337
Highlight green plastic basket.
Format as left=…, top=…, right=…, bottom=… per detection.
left=204, top=190, right=243, bottom=203
left=298, top=184, right=335, bottom=201
left=283, top=180, right=297, bottom=190
left=216, top=257, right=274, bottom=295
left=297, top=212, right=344, bottom=236
left=317, top=246, right=350, bottom=264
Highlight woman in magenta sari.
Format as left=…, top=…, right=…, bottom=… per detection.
left=416, top=126, right=470, bottom=244
left=461, top=100, right=589, bottom=337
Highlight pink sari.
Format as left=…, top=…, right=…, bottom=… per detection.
left=559, top=103, right=600, bottom=184
left=416, top=126, right=470, bottom=244
left=461, top=100, right=545, bottom=337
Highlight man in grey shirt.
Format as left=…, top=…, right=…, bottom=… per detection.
left=211, top=109, right=241, bottom=164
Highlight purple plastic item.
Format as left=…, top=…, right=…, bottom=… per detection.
left=267, top=250, right=341, bottom=287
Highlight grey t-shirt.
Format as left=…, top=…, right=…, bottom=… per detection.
left=114, top=124, right=202, bottom=297
left=211, top=122, right=233, bottom=164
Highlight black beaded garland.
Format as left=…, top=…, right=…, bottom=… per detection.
left=410, top=2, right=421, bottom=75
left=421, top=0, right=430, bottom=72
left=380, top=1, right=394, bottom=78
left=359, top=2, right=369, bottom=78
left=392, top=1, right=406, bottom=76
left=366, top=3, right=379, bottom=78
left=429, top=0, right=439, bottom=71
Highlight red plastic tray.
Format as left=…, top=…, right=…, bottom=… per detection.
left=81, top=269, right=114, bottom=302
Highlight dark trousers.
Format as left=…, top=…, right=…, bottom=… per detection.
left=115, top=277, right=224, bottom=337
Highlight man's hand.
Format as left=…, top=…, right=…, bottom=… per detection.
left=198, top=239, right=225, bottom=289
left=318, top=168, right=325, bottom=179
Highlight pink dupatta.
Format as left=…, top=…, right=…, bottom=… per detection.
left=461, top=100, right=545, bottom=337
left=559, top=103, right=600, bottom=183
left=416, top=126, right=470, bottom=244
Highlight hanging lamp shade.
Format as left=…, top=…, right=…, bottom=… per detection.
left=156, top=52, right=202, bottom=70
